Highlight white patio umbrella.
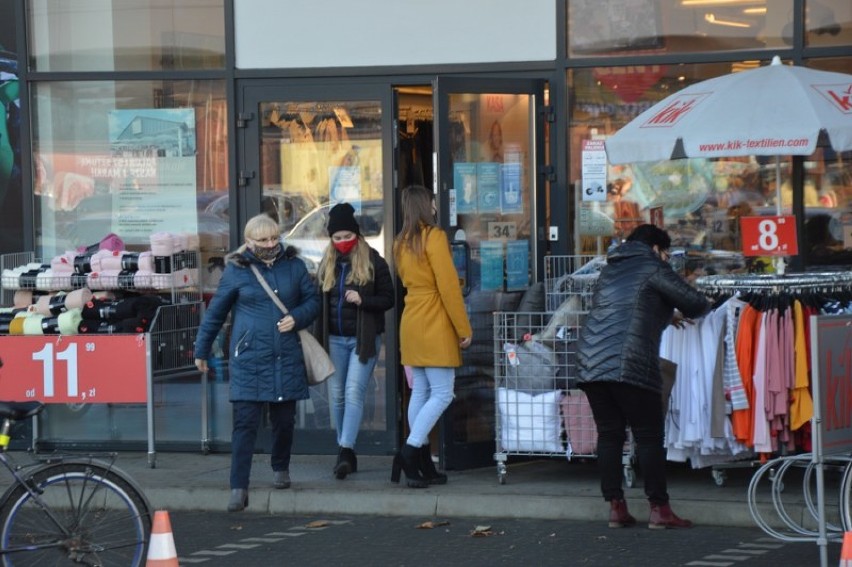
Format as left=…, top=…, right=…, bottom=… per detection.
left=605, top=56, right=852, bottom=273
left=605, top=56, right=852, bottom=165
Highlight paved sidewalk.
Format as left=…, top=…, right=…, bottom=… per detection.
left=16, top=450, right=827, bottom=531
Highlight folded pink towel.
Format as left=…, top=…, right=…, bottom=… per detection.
left=13, top=290, right=32, bottom=308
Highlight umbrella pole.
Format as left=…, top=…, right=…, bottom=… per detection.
left=774, top=156, right=786, bottom=275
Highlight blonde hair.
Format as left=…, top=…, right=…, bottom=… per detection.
left=393, top=185, right=436, bottom=262
left=235, top=213, right=279, bottom=254
left=317, top=236, right=374, bottom=292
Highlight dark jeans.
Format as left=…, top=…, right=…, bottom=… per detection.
left=230, top=400, right=296, bottom=489
left=582, top=382, right=668, bottom=505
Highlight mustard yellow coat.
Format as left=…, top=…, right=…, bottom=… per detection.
left=397, top=227, right=473, bottom=368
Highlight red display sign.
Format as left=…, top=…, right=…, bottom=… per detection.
left=0, top=335, right=148, bottom=403
left=740, top=215, right=798, bottom=257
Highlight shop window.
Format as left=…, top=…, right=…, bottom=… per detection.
left=27, top=0, right=225, bottom=72
left=568, top=0, right=794, bottom=57
left=567, top=63, right=852, bottom=276
left=30, top=80, right=229, bottom=270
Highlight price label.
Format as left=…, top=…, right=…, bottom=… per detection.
left=0, top=335, right=148, bottom=403
left=740, top=215, right=798, bottom=257
left=488, top=221, right=517, bottom=240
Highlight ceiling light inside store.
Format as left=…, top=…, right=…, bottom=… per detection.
left=743, top=7, right=766, bottom=14
left=705, top=13, right=751, bottom=27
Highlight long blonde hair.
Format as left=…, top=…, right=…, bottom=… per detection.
left=394, top=185, right=436, bottom=262
left=317, top=236, right=374, bottom=292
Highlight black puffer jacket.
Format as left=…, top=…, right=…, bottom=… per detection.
left=322, top=247, right=394, bottom=362
left=576, top=241, right=710, bottom=394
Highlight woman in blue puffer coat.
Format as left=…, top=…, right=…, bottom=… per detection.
left=194, top=213, right=320, bottom=512
left=577, top=224, right=710, bottom=530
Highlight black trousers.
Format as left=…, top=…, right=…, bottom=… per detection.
left=582, top=382, right=669, bottom=505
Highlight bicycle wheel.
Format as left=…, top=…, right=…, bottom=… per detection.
left=0, top=460, right=152, bottom=567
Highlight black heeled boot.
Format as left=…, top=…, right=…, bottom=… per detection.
left=419, top=444, right=447, bottom=485
left=334, top=447, right=357, bottom=480
left=390, top=444, right=428, bottom=488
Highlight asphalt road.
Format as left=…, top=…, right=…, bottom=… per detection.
left=166, top=511, right=840, bottom=567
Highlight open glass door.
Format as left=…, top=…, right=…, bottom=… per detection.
left=237, top=83, right=397, bottom=455
left=433, top=77, right=547, bottom=470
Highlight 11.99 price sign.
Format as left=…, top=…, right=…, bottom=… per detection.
left=740, top=215, right=798, bottom=257
left=0, top=335, right=148, bottom=403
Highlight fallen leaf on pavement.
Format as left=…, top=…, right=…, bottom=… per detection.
left=416, top=520, right=451, bottom=529
left=470, top=525, right=495, bottom=537
left=305, top=520, right=331, bottom=528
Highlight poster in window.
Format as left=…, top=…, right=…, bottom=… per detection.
left=454, top=162, right=477, bottom=214
left=108, top=108, right=198, bottom=243
left=505, top=240, right=529, bottom=291
left=477, top=162, right=501, bottom=214
left=480, top=241, right=504, bottom=291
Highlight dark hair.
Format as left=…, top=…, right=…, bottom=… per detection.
left=626, top=224, right=671, bottom=250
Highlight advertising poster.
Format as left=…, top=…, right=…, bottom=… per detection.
left=479, top=241, right=504, bottom=291
left=505, top=240, right=529, bottom=291
left=454, top=162, right=477, bottom=214
left=582, top=140, right=607, bottom=202
left=0, top=12, right=23, bottom=254
left=477, top=162, right=501, bottom=214
left=108, top=108, right=198, bottom=242
left=501, top=162, right=523, bottom=214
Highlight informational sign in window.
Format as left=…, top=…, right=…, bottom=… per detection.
left=108, top=108, right=198, bottom=243
left=581, top=140, right=607, bottom=202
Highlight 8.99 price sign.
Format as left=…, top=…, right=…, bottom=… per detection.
left=0, top=335, right=148, bottom=403
left=740, top=215, right=799, bottom=257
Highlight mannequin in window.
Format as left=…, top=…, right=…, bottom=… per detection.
left=483, top=120, right=504, bottom=163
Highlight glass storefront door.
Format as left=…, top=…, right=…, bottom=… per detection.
left=237, top=83, right=397, bottom=455
left=433, top=77, right=547, bottom=469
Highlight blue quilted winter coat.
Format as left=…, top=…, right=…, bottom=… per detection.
left=194, top=246, right=320, bottom=402
left=576, top=241, right=710, bottom=394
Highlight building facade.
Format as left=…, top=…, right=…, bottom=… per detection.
left=0, top=0, right=849, bottom=468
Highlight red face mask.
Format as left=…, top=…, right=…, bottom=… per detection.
left=333, top=238, right=357, bottom=255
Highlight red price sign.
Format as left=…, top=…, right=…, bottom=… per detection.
left=740, top=215, right=798, bottom=257
left=0, top=335, right=148, bottom=403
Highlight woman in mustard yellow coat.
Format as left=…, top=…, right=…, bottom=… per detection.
left=392, top=185, right=473, bottom=488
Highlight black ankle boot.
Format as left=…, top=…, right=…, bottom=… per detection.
left=334, top=447, right=356, bottom=480
left=390, top=444, right=428, bottom=488
left=419, top=444, right=447, bottom=485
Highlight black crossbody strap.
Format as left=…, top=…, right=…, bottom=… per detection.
left=249, top=264, right=289, bottom=315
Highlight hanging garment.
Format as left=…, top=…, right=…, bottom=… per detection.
left=790, top=300, right=814, bottom=431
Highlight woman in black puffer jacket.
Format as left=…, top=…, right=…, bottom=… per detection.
left=577, top=224, right=710, bottom=530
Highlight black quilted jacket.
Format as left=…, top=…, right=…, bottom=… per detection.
left=576, top=241, right=710, bottom=394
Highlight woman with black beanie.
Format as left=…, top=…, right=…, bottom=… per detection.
left=317, top=202, right=394, bottom=479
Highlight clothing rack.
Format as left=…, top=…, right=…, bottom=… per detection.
left=695, top=272, right=852, bottom=294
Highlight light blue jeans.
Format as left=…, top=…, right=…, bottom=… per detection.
left=328, top=334, right=382, bottom=449
left=406, top=366, right=455, bottom=447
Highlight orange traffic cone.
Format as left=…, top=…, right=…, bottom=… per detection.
left=840, top=531, right=852, bottom=567
left=146, top=510, right=178, bottom=567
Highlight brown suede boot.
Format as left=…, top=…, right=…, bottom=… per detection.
left=648, top=502, right=693, bottom=529
left=608, top=499, right=636, bottom=528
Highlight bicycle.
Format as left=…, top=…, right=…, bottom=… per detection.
left=0, top=400, right=153, bottom=566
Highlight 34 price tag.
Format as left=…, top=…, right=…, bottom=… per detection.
left=740, top=215, right=798, bottom=257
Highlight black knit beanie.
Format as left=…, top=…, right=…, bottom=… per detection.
left=327, top=202, right=360, bottom=236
